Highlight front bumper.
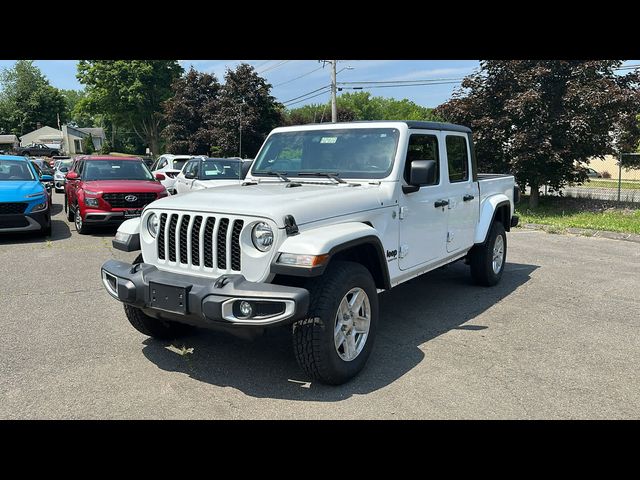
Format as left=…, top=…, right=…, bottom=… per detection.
left=101, top=260, right=310, bottom=329
left=0, top=210, right=50, bottom=233
left=84, top=210, right=142, bottom=225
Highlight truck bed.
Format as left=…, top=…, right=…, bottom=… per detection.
left=477, top=173, right=516, bottom=208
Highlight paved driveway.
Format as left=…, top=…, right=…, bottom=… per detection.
left=1, top=193, right=638, bottom=419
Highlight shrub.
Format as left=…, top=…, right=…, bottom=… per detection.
left=601, top=171, right=612, bottom=179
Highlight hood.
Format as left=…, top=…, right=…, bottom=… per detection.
left=0, top=180, right=46, bottom=202
left=83, top=180, right=166, bottom=193
left=195, top=179, right=243, bottom=188
left=149, top=181, right=392, bottom=227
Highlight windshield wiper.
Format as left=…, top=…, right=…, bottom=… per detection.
left=298, top=172, right=346, bottom=184
left=263, top=171, right=291, bottom=182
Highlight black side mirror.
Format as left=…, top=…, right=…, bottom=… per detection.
left=403, top=160, right=437, bottom=194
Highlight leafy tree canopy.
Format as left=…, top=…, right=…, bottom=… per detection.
left=76, top=60, right=183, bottom=155
left=436, top=60, right=640, bottom=207
left=0, top=60, right=68, bottom=135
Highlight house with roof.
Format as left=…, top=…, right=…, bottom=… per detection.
left=19, top=126, right=63, bottom=148
left=61, top=125, right=106, bottom=155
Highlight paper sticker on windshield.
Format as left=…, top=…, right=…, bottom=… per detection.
left=320, top=137, right=337, bottom=144
left=204, top=170, right=219, bottom=175
left=111, top=165, right=121, bottom=169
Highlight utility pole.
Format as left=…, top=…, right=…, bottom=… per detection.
left=239, top=97, right=244, bottom=158
left=330, top=60, right=337, bottom=123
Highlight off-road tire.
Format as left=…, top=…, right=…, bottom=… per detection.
left=469, top=220, right=506, bottom=286
left=292, top=261, right=378, bottom=385
left=124, top=304, right=193, bottom=339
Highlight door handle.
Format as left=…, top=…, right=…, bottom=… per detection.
left=463, top=194, right=475, bottom=202
left=434, top=199, right=449, bottom=208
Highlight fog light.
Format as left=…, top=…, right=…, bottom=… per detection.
left=238, top=301, right=253, bottom=318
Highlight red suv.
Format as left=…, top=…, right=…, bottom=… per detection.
left=64, top=155, right=168, bottom=234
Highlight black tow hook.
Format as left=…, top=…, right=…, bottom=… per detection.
left=214, top=275, right=231, bottom=288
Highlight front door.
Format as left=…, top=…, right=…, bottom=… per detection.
left=398, top=131, right=449, bottom=270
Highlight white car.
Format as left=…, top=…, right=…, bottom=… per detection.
left=150, top=154, right=200, bottom=193
left=173, top=157, right=252, bottom=195
left=53, top=159, right=73, bottom=193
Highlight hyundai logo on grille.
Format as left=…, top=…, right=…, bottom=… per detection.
left=125, top=195, right=138, bottom=203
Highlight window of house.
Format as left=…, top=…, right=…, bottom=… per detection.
left=404, top=134, right=439, bottom=185
left=74, top=139, right=81, bottom=152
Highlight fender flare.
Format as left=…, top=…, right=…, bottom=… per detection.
left=271, top=222, right=391, bottom=289
left=474, top=194, right=511, bottom=244
left=112, top=217, right=142, bottom=252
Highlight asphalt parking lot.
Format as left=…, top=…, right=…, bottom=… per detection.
left=1, top=192, right=639, bottom=419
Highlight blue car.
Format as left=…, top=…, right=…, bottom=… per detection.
left=0, top=155, right=53, bottom=236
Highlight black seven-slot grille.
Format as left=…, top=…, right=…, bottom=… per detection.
left=102, top=192, right=157, bottom=208
left=157, top=213, right=244, bottom=272
left=0, top=202, right=28, bottom=214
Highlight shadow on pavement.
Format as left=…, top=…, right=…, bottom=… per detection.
left=141, top=261, right=538, bottom=401
left=0, top=219, right=71, bottom=245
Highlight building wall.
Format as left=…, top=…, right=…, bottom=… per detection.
left=589, top=155, right=640, bottom=181
left=20, top=126, right=63, bottom=147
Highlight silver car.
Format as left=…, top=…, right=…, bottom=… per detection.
left=54, top=159, right=73, bottom=193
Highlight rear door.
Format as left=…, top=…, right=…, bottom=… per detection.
left=444, top=133, right=478, bottom=253
left=398, top=131, right=449, bottom=270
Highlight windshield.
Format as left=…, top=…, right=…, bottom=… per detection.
left=0, top=159, right=35, bottom=181
left=200, top=159, right=242, bottom=180
left=57, top=160, right=72, bottom=171
left=172, top=159, right=188, bottom=171
left=83, top=160, right=154, bottom=181
left=252, top=128, right=400, bottom=180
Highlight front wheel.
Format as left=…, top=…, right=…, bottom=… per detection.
left=469, top=221, right=507, bottom=286
left=292, top=261, right=378, bottom=385
left=74, top=205, right=90, bottom=234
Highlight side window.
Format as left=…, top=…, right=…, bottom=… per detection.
left=158, top=158, right=168, bottom=170
left=184, top=161, right=196, bottom=176
left=404, top=134, right=439, bottom=185
left=445, top=135, right=469, bottom=183
left=76, top=160, right=85, bottom=177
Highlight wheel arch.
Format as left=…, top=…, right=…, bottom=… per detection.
left=474, top=195, right=512, bottom=245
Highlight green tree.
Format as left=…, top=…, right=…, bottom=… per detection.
left=285, top=91, right=440, bottom=125
left=0, top=60, right=68, bottom=135
left=212, top=63, right=283, bottom=157
left=76, top=60, right=183, bottom=155
left=84, top=133, right=94, bottom=154
left=436, top=60, right=640, bottom=207
left=60, top=89, right=95, bottom=126
left=162, top=67, right=221, bottom=155
left=285, top=103, right=355, bottom=124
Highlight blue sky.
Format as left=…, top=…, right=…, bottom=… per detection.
left=1, top=60, right=638, bottom=109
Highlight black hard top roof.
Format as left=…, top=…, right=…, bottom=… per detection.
left=296, top=120, right=472, bottom=133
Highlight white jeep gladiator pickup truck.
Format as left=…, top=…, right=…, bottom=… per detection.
left=101, top=121, right=519, bottom=384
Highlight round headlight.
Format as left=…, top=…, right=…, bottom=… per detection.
left=251, top=222, right=273, bottom=252
left=147, top=213, right=159, bottom=237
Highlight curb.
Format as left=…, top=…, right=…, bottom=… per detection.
left=518, top=223, right=640, bottom=244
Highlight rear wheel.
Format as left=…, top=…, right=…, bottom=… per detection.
left=469, top=221, right=507, bottom=286
left=65, top=195, right=74, bottom=221
left=292, top=261, right=378, bottom=385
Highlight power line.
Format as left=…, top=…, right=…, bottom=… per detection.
left=259, top=60, right=291, bottom=74
left=254, top=60, right=272, bottom=69
left=283, top=89, right=333, bottom=107
left=282, top=84, right=331, bottom=105
left=273, top=65, right=324, bottom=87
left=338, top=77, right=465, bottom=85
left=338, top=80, right=463, bottom=91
